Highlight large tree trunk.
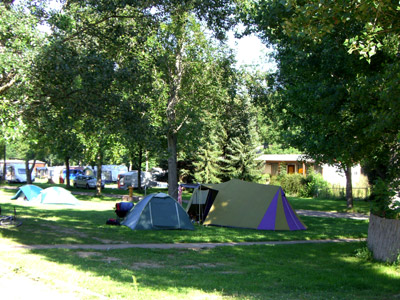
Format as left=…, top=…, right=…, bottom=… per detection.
left=167, top=132, right=178, bottom=200
left=25, top=160, right=32, bottom=184
left=65, top=157, right=70, bottom=187
left=368, top=214, right=400, bottom=263
left=344, top=166, right=353, bottom=208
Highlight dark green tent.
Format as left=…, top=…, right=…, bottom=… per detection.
left=190, top=179, right=306, bottom=230
left=121, top=193, right=194, bottom=230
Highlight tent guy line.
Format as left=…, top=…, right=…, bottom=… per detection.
left=0, top=238, right=366, bottom=251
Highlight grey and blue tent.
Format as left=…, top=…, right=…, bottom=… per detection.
left=121, top=193, right=194, bottom=230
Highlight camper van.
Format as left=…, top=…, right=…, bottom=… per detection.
left=84, top=165, right=128, bottom=183
left=117, top=170, right=152, bottom=189
left=59, top=167, right=84, bottom=184
left=5, top=163, right=35, bottom=183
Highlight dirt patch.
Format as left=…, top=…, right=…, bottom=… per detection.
left=219, top=271, right=243, bottom=274
left=76, top=251, right=103, bottom=258
left=182, top=262, right=226, bottom=269
left=130, top=262, right=164, bottom=270
left=92, top=237, right=125, bottom=244
left=100, top=257, right=121, bottom=263
left=41, top=224, right=89, bottom=238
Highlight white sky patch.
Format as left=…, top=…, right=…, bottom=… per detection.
left=228, top=31, right=276, bottom=72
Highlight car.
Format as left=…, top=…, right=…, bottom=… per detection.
left=73, top=175, right=105, bottom=189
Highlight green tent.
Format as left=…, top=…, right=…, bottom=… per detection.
left=121, top=193, right=194, bottom=230
left=190, top=179, right=306, bottom=231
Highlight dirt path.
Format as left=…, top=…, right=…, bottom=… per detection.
left=0, top=238, right=366, bottom=252
left=296, top=209, right=369, bottom=220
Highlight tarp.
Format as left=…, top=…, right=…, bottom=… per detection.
left=193, top=179, right=306, bottom=231
left=185, top=188, right=209, bottom=221
left=11, top=184, right=43, bottom=201
left=121, top=193, right=194, bottom=230
left=31, top=187, right=80, bottom=205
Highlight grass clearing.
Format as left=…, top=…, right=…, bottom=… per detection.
left=0, top=185, right=398, bottom=299
left=0, top=188, right=368, bottom=246
left=1, top=243, right=399, bottom=299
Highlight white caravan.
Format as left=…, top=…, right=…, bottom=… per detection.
left=117, top=170, right=152, bottom=189
left=5, top=163, right=35, bottom=183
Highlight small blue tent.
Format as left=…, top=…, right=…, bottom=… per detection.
left=121, top=193, right=194, bottom=230
left=11, top=184, right=43, bottom=201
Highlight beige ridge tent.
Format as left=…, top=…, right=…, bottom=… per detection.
left=186, top=179, right=306, bottom=231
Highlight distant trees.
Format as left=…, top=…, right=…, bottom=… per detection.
left=242, top=0, right=400, bottom=208
left=2, top=0, right=270, bottom=195
left=242, top=0, right=400, bottom=261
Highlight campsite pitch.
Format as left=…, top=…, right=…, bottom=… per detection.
left=1, top=186, right=398, bottom=299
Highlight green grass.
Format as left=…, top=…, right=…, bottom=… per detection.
left=289, top=196, right=371, bottom=214
left=1, top=243, right=399, bottom=299
left=0, top=185, right=398, bottom=299
left=0, top=188, right=368, bottom=246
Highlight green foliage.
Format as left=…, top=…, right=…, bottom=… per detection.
left=370, top=178, right=400, bottom=220
left=272, top=173, right=304, bottom=197
left=302, top=170, right=330, bottom=198
left=193, top=126, right=224, bottom=184
left=272, top=171, right=330, bottom=198
left=224, top=137, right=264, bottom=183
left=243, top=0, right=400, bottom=211
left=355, top=246, right=373, bottom=262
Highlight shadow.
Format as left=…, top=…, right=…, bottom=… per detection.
left=25, top=242, right=400, bottom=299
left=1, top=188, right=393, bottom=298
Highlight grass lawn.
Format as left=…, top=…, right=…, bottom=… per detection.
left=0, top=184, right=399, bottom=299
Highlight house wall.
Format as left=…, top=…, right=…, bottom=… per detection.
left=321, top=164, right=368, bottom=188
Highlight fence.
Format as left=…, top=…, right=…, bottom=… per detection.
left=316, top=187, right=371, bottom=200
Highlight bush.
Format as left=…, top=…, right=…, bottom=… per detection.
left=301, top=171, right=330, bottom=197
left=271, top=171, right=330, bottom=197
left=370, top=178, right=400, bottom=219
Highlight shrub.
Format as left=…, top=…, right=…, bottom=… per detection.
left=370, top=178, right=400, bottom=219
left=271, top=171, right=330, bottom=198
left=301, top=170, right=330, bottom=198
left=271, top=173, right=305, bottom=196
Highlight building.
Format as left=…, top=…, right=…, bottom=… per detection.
left=256, top=154, right=367, bottom=188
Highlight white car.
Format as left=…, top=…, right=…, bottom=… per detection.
left=74, top=175, right=105, bottom=189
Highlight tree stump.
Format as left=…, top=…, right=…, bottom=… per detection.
left=367, top=214, right=400, bottom=263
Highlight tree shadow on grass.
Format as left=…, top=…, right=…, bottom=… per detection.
left=0, top=197, right=369, bottom=246
left=27, top=242, right=400, bottom=299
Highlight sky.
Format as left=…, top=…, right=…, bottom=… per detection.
left=31, top=0, right=276, bottom=72
left=228, top=33, right=276, bottom=72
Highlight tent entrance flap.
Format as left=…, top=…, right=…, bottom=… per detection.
left=185, top=187, right=219, bottom=222
left=151, top=198, right=179, bottom=228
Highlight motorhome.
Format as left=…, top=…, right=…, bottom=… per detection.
left=117, top=170, right=152, bottom=189
left=4, top=163, right=35, bottom=183
left=0, top=160, right=44, bottom=182
left=84, top=165, right=128, bottom=183
left=59, top=167, right=84, bottom=184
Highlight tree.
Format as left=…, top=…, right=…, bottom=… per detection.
left=0, top=1, right=43, bottom=181
left=144, top=10, right=235, bottom=198
left=242, top=0, right=395, bottom=208
left=193, top=123, right=224, bottom=184
left=243, top=0, right=400, bottom=261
